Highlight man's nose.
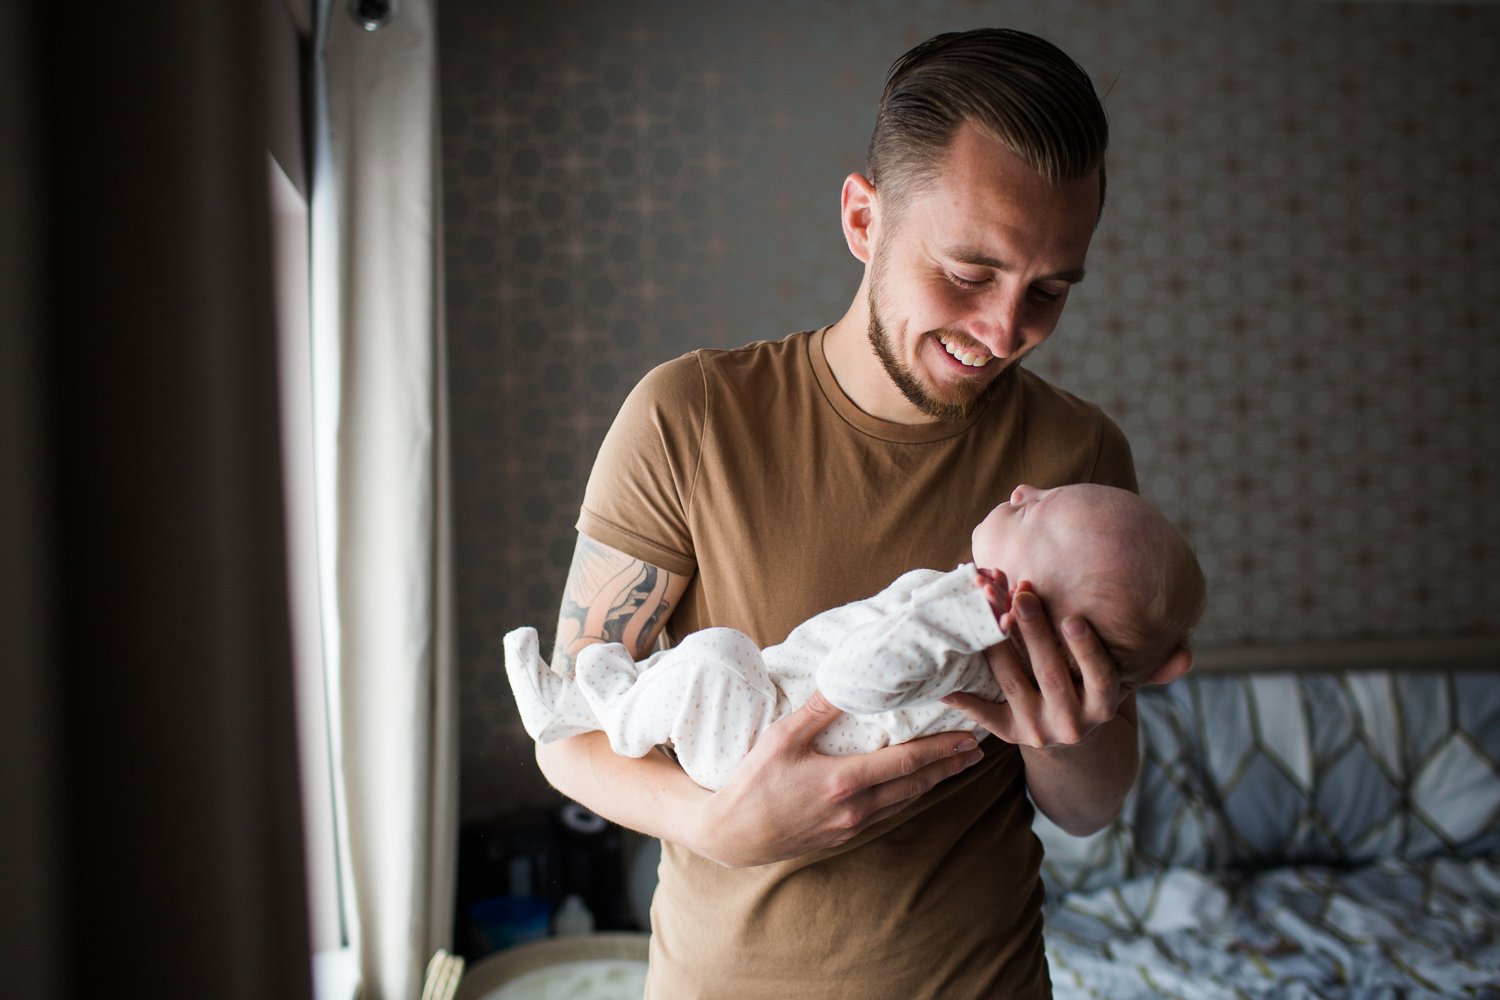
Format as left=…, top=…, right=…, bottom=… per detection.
left=1010, top=483, right=1038, bottom=505
left=966, top=290, right=1026, bottom=358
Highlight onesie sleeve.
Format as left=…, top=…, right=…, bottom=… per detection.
left=576, top=354, right=706, bottom=577
left=815, top=564, right=1006, bottom=714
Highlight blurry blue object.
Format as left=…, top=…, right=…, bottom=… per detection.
left=468, top=895, right=551, bottom=955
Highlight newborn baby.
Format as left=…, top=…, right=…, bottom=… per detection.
left=505, top=483, right=1206, bottom=790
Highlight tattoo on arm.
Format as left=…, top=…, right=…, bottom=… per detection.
left=552, top=537, right=677, bottom=675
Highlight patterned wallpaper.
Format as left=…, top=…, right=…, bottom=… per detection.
left=439, top=0, right=1500, bottom=819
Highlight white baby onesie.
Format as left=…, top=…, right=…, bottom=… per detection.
left=503, top=563, right=1006, bottom=790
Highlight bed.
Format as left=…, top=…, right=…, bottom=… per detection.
left=1032, top=654, right=1500, bottom=998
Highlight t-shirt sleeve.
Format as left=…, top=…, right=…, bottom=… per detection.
left=1012, top=368, right=1139, bottom=496
left=576, top=354, right=705, bottom=577
left=1089, top=410, right=1139, bottom=493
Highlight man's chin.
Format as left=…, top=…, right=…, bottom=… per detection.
left=869, top=309, right=1009, bottom=420
left=926, top=360, right=1012, bottom=415
left=903, top=373, right=1001, bottom=421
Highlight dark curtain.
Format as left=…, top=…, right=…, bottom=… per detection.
left=1, top=2, right=314, bottom=997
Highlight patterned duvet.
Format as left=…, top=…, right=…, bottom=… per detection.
left=1034, top=668, right=1500, bottom=999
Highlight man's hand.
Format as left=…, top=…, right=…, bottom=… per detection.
left=941, top=581, right=1143, bottom=835
left=690, top=691, right=985, bottom=868
left=943, top=582, right=1126, bottom=748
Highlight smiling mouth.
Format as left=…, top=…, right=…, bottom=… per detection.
left=936, top=332, right=993, bottom=368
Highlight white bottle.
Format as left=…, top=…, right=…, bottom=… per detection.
left=553, top=894, right=595, bottom=937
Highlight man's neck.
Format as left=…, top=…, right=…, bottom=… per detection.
left=822, top=308, right=936, bottom=426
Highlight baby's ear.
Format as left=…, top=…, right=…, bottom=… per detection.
left=1142, top=646, right=1194, bottom=688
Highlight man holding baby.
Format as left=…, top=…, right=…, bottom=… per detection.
left=532, top=27, right=1196, bottom=999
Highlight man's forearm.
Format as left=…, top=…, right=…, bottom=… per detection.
left=535, top=731, right=711, bottom=847
left=1020, top=704, right=1139, bottom=836
left=538, top=537, right=703, bottom=843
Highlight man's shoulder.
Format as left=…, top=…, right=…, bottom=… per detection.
left=690, top=329, right=815, bottom=378
left=1007, top=365, right=1110, bottom=423
left=1003, top=366, right=1136, bottom=490
left=631, top=330, right=816, bottom=407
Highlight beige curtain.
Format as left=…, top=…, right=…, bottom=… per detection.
left=314, top=2, right=460, bottom=999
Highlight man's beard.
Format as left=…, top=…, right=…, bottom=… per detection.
left=866, top=282, right=1001, bottom=422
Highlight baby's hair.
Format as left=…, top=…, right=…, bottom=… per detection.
left=1079, top=493, right=1206, bottom=687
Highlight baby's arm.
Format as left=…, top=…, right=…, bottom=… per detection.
left=815, top=566, right=1007, bottom=715
left=576, top=628, right=782, bottom=791
left=503, top=626, right=604, bottom=742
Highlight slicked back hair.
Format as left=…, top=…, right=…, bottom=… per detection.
left=867, top=28, right=1109, bottom=218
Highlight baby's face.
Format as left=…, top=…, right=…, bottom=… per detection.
left=971, top=483, right=1138, bottom=629
left=974, top=483, right=1199, bottom=691
left=973, top=484, right=1095, bottom=599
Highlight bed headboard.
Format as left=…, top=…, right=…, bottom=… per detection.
left=1037, top=661, right=1500, bottom=895
left=1191, top=634, right=1500, bottom=674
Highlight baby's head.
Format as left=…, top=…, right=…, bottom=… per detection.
left=971, top=483, right=1206, bottom=690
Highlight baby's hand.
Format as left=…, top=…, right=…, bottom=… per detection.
left=976, top=567, right=1011, bottom=626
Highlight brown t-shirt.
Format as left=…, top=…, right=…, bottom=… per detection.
left=578, top=328, right=1137, bottom=999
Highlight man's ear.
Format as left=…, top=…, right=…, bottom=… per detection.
left=1144, top=646, right=1194, bottom=687
left=840, top=172, right=878, bottom=263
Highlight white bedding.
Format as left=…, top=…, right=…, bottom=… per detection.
left=1044, top=855, right=1500, bottom=999
left=1034, top=669, right=1500, bottom=999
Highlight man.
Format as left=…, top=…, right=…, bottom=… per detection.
left=534, top=28, right=1193, bottom=998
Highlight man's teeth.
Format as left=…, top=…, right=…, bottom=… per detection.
left=938, top=335, right=992, bottom=367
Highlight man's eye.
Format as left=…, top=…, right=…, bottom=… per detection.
left=1029, top=286, right=1064, bottom=303
left=946, top=272, right=985, bottom=290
